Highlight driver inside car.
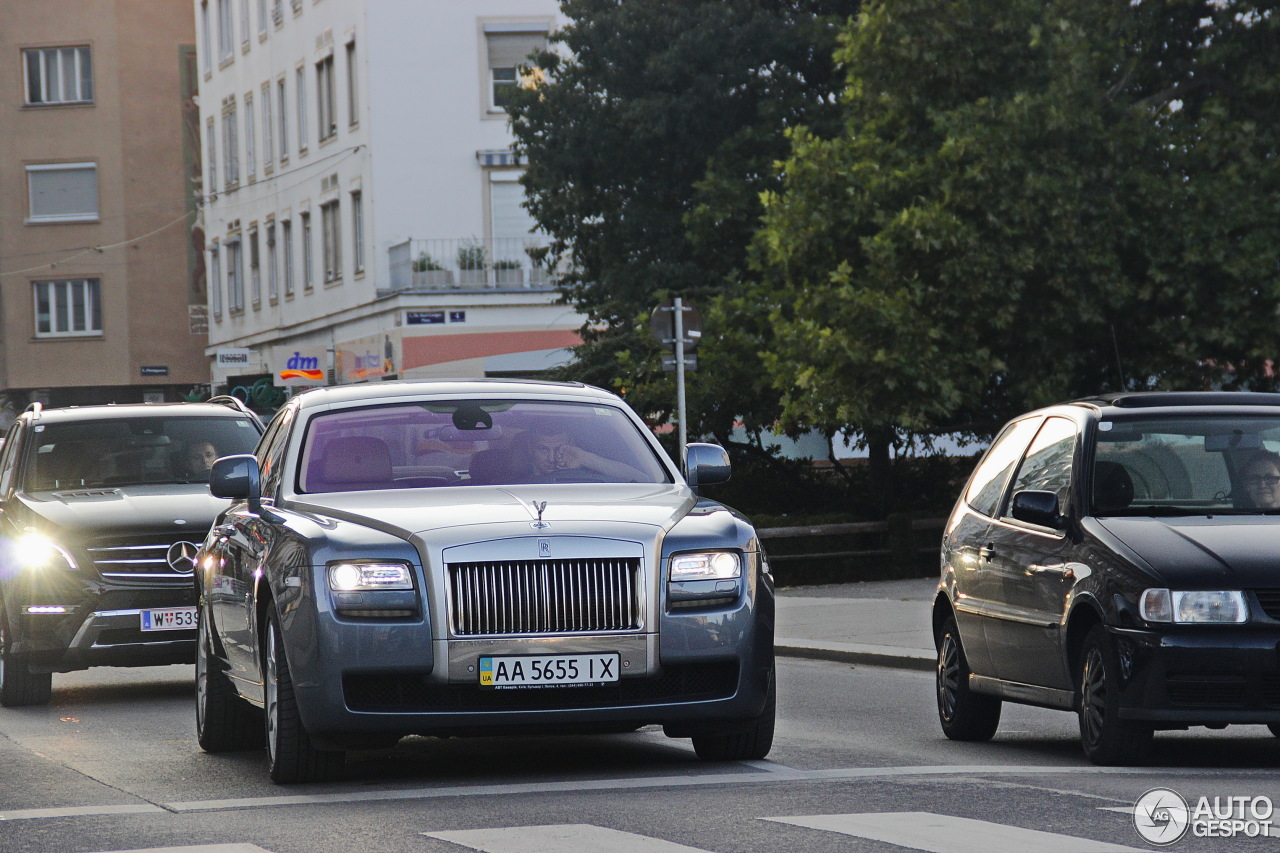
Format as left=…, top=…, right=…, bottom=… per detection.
left=520, top=427, right=645, bottom=483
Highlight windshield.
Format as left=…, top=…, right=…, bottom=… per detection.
left=297, top=399, right=672, bottom=493
left=26, top=416, right=261, bottom=490
left=1092, top=415, right=1280, bottom=515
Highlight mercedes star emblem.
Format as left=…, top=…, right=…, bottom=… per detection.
left=166, top=540, right=200, bottom=574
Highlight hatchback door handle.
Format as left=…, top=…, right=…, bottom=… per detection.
left=979, top=544, right=995, bottom=560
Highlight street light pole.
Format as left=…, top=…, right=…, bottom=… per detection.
left=674, top=296, right=688, bottom=464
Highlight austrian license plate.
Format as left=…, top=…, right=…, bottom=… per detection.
left=140, top=607, right=197, bottom=631
left=479, top=653, right=620, bottom=689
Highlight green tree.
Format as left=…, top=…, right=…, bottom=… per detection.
left=507, top=0, right=857, bottom=450
left=751, top=0, right=1280, bottom=481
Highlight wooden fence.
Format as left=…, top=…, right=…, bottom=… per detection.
left=755, top=516, right=946, bottom=586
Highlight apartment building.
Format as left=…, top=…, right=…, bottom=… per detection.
left=195, top=0, right=581, bottom=397
left=0, top=0, right=209, bottom=419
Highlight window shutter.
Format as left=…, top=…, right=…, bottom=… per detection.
left=486, top=32, right=546, bottom=69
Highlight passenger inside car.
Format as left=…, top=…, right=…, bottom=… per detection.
left=1238, top=449, right=1280, bottom=509
left=181, top=440, right=220, bottom=478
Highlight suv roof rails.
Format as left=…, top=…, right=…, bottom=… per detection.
left=1074, top=391, right=1280, bottom=409
left=23, top=401, right=43, bottom=420
left=207, top=394, right=265, bottom=427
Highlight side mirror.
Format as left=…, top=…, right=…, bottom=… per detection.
left=685, top=443, right=731, bottom=494
left=210, top=454, right=264, bottom=515
left=1010, top=490, right=1062, bottom=528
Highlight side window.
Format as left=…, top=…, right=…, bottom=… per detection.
left=1004, top=416, right=1078, bottom=517
left=0, top=423, right=26, bottom=496
left=964, top=417, right=1042, bottom=518
left=259, top=406, right=295, bottom=497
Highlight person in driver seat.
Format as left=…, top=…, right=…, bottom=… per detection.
left=516, top=426, right=645, bottom=483
left=1239, top=449, right=1280, bottom=509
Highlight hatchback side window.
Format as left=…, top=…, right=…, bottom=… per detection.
left=259, top=406, right=295, bottom=498
left=1003, top=416, right=1078, bottom=518
left=964, top=417, right=1043, bottom=518
left=0, top=422, right=25, bottom=497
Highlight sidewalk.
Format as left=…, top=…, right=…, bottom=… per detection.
left=775, top=576, right=937, bottom=672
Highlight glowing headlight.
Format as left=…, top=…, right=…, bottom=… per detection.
left=669, top=551, right=741, bottom=582
left=327, top=562, right=413, bottom=592
left=14, top=534, right=78, bottom=571
left=1140, top=588, right=1248, bottom=623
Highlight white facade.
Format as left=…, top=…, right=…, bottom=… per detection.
left=194, top=0, right=578, bottom=392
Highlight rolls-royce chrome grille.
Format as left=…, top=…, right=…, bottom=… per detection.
left=449, top=558, right=641, bottom=636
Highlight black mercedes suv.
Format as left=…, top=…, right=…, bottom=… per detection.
left=0, top=399, right=262, bottom=706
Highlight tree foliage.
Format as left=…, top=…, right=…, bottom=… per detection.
left=752, top=0, right=1280, bottom=445
left=507, top=0, right=857, bottom=445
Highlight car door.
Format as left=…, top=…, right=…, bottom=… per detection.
left=984, top=415, right=1079, bottom=690
left=946, top=416, right=1043, bottom=676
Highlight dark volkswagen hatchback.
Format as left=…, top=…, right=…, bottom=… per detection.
left=934, top=392, right=1280, bottom=764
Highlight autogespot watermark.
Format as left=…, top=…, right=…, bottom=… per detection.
left=1134, top=787, right=1276, bottom=845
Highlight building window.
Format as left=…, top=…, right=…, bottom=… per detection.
left=272, top=0, right=283, bottom=27
left=276, top=77, right=289, bottom=161
left=281, top=219, right=294, bottom=296
left=24, top=47, right=93, bottom=106
left=222, top=100, right=240, bottom=190
left=201, top=2, right=212, bottom=73
left=345, top=39, right=358, bottom=126
left=267, top=222, right=278, bottom=300
left=240, top=0, right=250, bottom=46
left=489, top=170, right=540, bottom=258
left=226, top=237, right=245, bottom=311
left=27, top=163, right=98, bottom=223
left=249, top=226, right=261, bottom=306
left=316, top=55, right=336, bottom=141
left=257, top=0, right=268, bottom=34
left=321, top=200, right=341, bottom=282
left=350, top=191, right=364, bottom=274
left=210, top=243, right=222, bottom=317
left=206, top=117, right=217, bottom=195
left=485, top=30, right=546, bottom=111
left=245, top=92, right=256, bottom=180
left=261, top=83, right=273, bottom=172
left=33, top=279, right=101, bottom=337
left=217, top=0, right=234, bottom=61
left=300, top=211, right=313, bottom=290
left=295, top=67, right=308, bottom=151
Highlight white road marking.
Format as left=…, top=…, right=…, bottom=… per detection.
left=0, top=803, right=164, bottom=821
left=96, top=846, right=272, bottom=853
left=764, top=812, right=1147, bottom=853
left=425, top=824, right=707, bottom=853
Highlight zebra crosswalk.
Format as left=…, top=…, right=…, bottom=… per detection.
left=87, top=812, right=1147, bottom=853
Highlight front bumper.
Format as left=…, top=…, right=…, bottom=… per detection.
left=1113, top=625, right=1280, bottom=725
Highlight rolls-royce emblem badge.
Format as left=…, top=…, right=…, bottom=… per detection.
left=167, top=540, right=200, bottom=573
left=531, top=500, right=551, bottom=530
left=539, top=539, right=552, bottom=557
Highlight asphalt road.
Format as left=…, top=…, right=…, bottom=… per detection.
left=2, top=659, right=1279, bottom=853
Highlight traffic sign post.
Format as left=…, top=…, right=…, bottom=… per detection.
left=649, top=298, right=702, bottom=472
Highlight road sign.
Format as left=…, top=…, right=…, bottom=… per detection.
left=649, top=300, right=702, bottom=351
left=661, top=353, right=697, bottom=372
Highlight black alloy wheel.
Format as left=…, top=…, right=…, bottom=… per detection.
left=935, top=616, right=1001, bottom=741
left=195, top=608, right=263, bottom=752
left=1078, top=624, right=1153, bottom=765
left=0, top=596, right=52, bottom=707
left=264, top=609, right=344, bottom=783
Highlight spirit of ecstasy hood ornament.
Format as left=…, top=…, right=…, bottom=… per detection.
left=531, top=500, right=550, bottom=529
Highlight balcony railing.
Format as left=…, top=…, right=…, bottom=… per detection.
left=386, top=238, right=559, bottom=293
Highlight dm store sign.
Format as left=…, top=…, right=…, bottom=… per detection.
left=276, top=350, right=326, bottom=386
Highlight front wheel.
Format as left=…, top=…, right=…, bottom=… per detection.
left=0, top=598, right=52, bottom=708
left=1078, top=625, right=1152, bottom=765
left=692, top=666, right=775, bottom=761
left=196, top=609, right=263, bottom=752
left=936, top=616, right=1000, bottom=741
left=264, top=609, right=344, bottom=783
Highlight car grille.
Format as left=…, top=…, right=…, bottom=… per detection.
left=1253, top=589, right=1280, bottom=621
left=1166, top=672, right=1280, bottom=710
left=448, top=558, right=641, bottom=636
left=87, top=534, right=201, bottom=580
left=343, top=662, right=739, bottom=712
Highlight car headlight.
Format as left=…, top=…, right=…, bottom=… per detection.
left=669, top=551, right=741, bottom=582
left=327, top=561, right=413, bottom=591
left=1140, top=588, right=1248, bottom=623
left=14, top=534, right=78, bottom=571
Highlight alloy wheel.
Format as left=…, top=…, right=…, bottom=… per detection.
left=1080, top=645, right=1106, bottom=747
left=937, top=632, right=960, bottom=722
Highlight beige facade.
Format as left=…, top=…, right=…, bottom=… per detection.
left=0, top=0, right=207, bottom=420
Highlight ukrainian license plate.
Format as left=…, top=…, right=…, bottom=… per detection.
left=140, top=607, right=197, bottom=631
left=479, top=653, right=620, bottom=689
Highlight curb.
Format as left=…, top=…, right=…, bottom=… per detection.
left=775, top=639, right=935, bottom=673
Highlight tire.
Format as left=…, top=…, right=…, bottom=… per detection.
left=936, top=616, right=1001, bottom=741
left=264, top=610, right=344, bottom=783
left=1078, top=624, right=1153, bottom=765
left=0, top=597, right=52, bottom=708
left=692, top=665, right=775, bottom=761
left=196, top=609, right=263, bottom=752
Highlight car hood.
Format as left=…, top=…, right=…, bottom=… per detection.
left=18, top=486, right=228, bottom=538
left=287, top=483, right=698, bottom=540
left=1094, top=515, right=1280, bottom=586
